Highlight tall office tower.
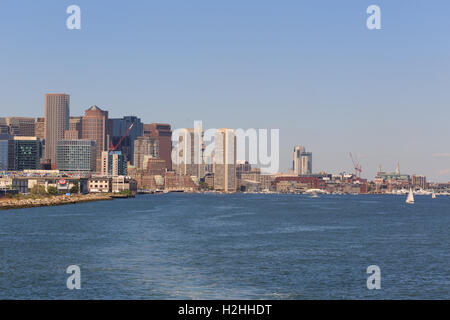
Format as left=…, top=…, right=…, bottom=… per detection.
left=44, top=93, right=70, bottom=165
left=213, top=129, right=237, bottom=192
left=109, top=116, right=143, bottom=166
left=6, top=117, right=35, bottom=136
left=69, top=116, right=82, bottom=138
left=8, top=137, right=41, bottom=170
left=0, top=134, right=10, bottom=170
left=133, top=136, right=159, bottom=170
left=34, top=117, right=45, bottom=140
left=0, top=118, right=9, bottom=134
left=144, top=123, right=173, bottom=171
left=56, top=140, right=97, bottom=172
left=174, top=128, right=203, bottom=178
left=101, top=151, right=127, bottom=176
left=293, top=145, right=305, bottom=175
left=82, top=106, right=109, bottom=172
left=293, top=145, right=312, bottom=175
left=300, top=152, right=312, bottom=175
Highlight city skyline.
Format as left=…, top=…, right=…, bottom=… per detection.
left=1, top=1, right=450, bottom=180
left=0, top=93, right=445, bottom=182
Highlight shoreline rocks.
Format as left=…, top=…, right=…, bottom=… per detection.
left=0, top=194, right=114, bottom=211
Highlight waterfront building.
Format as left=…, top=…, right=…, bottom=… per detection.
left=144, top=123, right=172, bottom=170
left=88, top=177, right=112, bottom=193
left=8, top=136, right=41, bottom=171
left=412, top=175, right=427, bottom=189
left=44, top=94, right=70, bottom=165
left=213, top=128, right=237, bottom=192
left=56, top=140, right=96, bottom=172
left=133, top=136, right=159, bottom=170
left=143, top=157, right=166, bottom=176
left=101, top=151, right=127, bottom=176
left=109, top=116, right=143, bottom=166
left=82, top=106, right=109, bottom=172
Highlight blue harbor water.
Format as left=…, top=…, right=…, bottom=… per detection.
left=0, top=194, right=448, bottom=299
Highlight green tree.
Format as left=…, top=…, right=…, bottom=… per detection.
left=70, top=181, right=79, bottom=194
left=47, top=186, right=58, bottom=195
left=30, top=185, right=46, bottom=195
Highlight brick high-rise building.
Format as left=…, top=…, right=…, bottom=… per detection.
left=82, top=106, right=108, bottom=172
left=6, top=117, right=35, bottom=136
left=144, top=123, right=172, bottom=171
left=34, top=117, right=45, bottom=140
left=133, top=136, right=159, bottom=170
left=69, top=116, right=82, bottom=138
left=44, top=94, right=70, bottom=165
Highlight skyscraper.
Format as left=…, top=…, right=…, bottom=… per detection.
left=34, top=117, right=45, bottom=140
left=68, top=116, right=82, bottom=138
left=214, top=129, right=237, bottom=192
left=101, top=151, right=127, bottom=177
left=82, top=106, right=108, bottom=172
left=293, top=145, right=312, bottom=175
left=293, top=145, right=305, bottom=175
left=109, top=116, right=143, bottom=165
left=144, top=123, right=173, bottom=171
left=301, top=152, right=312, bottom=175
left=44, top=94, right=70, bottom=165
left=8, top=137, right=41, bottom=171
left=133, top=136, right=159, bottom=170
left=174, top=128, right=203, bottom=178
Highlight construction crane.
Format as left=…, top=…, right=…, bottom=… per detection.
left=349, top=152, right=362, bottom=178
left=110, top=123, right=134, bottom=151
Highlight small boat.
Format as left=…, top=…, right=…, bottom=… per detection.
left=310, top=193, right=319, bottom=198
left=432, top=191, right=436, bottom=199
left=406, top=188, right=414, bottom=204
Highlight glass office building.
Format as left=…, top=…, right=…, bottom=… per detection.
left=8, top=137, right=41, bottom=171
left=56, top=140, right=96, bottom=172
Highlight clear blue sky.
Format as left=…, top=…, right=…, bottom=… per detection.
left=0, top=0, right=449, bottom=181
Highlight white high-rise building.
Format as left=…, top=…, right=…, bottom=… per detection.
left=293, top=145, right=312, bottom=175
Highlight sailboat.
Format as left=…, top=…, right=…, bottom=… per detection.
left=406, top=188, right=414, bottom=204
left=432, top=191, right=437, bottom=199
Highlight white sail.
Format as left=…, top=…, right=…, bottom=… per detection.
left=432, top=191, right=436, bottom=199
left=406, top=188, right=414, bottom=204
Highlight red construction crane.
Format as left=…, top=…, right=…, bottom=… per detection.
left=349, top=152, right=362, bottom=178
left=110, top=123, right=134, bottom=151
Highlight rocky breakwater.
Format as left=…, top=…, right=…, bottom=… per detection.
left=0, top=194, right=113, bottom=210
